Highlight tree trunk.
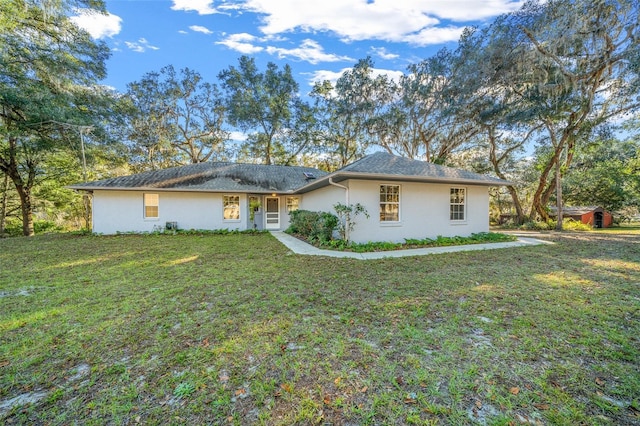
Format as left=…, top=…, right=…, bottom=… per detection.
left=1, top=136, right=36, bottom=236
left=533, top=137, right=576, bottom=225
left=507, top=186, right=525, bottom=224
left=529, top=153, right=558, bottom=222
left=264, top=131, right=273, bottom=165
left=0, top=173, right=8, bottom=235
left=487, top=126, right=526, bottom=224
left=491, top=169, right=525, bottom=224
left=83, top=193, right=91, bottom=231
left=15, top=183, right=34, bottom=236
left=555, top=159, right=563, bottom=231
left=529, top=125, right=566, bottom=222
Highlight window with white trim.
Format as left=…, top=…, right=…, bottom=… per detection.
left=450, top=187, right=466, bottom=221
left=223, top=195, right=240, bottom=220
left=379, top=184, right=400, bottom=222
left=144, top=193, right=159, bottom=219
left=286, top=197, right=299, bottom=213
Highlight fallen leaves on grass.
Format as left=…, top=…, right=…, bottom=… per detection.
left=404, top=392, right=418, bottom=404
left=280, top=383, right=293, bottom=393
left=509, top=387, right=520, bottom=395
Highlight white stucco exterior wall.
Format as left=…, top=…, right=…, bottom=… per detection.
left=91, top=190, right=248, bottom=234
left=299, top=185, right=347, bottom=212
left=90, top=182, right=491, bottom=240
left=298, top=179, right=490, bottom=243
left=345, top=180, right=490, bottom=243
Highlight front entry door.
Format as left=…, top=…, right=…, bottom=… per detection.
left=265, top=197, right=280, bottom=230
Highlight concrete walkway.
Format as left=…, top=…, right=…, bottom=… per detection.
left=270, top=231, right=552, bottom=260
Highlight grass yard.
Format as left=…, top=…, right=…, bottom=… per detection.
left=0, top=231, right=639, bottom=425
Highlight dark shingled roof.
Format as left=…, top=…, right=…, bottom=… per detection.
left=296, top=152, right=511, bottom=192
left=69, top=162, right=328, bottom=193
left=69, top=152, right=510, bottom=194
left=342, top=152, right=508, bottom=183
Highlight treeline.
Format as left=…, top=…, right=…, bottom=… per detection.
left=1, top=0, right=639, bottom=236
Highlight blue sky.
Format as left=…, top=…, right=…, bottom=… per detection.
left=72, top=0, right=523, bottom=94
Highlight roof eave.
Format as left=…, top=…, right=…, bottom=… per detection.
left=66, top=185, right=296, bottom=194
left=293, top=171, right=512, bottom=193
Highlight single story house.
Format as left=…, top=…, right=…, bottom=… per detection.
left=549, top=206, right=613, bottom=228
left=69, top=152, right=511, bottom=243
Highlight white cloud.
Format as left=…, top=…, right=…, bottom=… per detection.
left=125, top=38, right=160, bottom=53
left=217, top=34, right=352, bottom=64
left=216, top=33, right=264, bottom=54
left=370, top=47, right=399, bottom=60
left=190, top=25, right=213, bottom=35
left=237, top=0, right=522, bottom=45
left=307, top=69, right=347, bottom=86
left=70, top=9, right=122, bottom=39
left=229, top=131, right=248, bottom=141
left=171, top=0, right=220, bottom=15
left=402, top=26, right=469, bottom=45
left=307, top=67, right=404, bottom=87
left=266, top=39, right=352, bottom=64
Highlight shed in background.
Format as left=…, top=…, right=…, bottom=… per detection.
left=550, top=206, right=613, bottom=228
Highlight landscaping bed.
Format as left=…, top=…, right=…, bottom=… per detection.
left=289, top=232, right=518, bottom=253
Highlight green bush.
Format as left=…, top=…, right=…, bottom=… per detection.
left=1, top=219, right=62, bottom=236
left=316, top=232, right=516, bottom=252
left=1, top=218, right=22, bottom=236
left=113, top=228, right=268, bottom=236
left=287, top=210, right=338, bottom=243
left=517, top=219, right=592, bottom=231
left=562, top=218, right=592, bottom=231
left=34, top=220, right=63, bottom=234
left=520, top=220, right=553, bottom=230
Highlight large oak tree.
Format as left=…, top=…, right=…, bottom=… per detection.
left=124, top=66, right=228, bottom=171
left=218, top=56, right=315, bottom=165
left=0, top=0, right=111, bottom=235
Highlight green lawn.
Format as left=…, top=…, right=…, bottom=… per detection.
left=1, top=231, right=639, bottom=425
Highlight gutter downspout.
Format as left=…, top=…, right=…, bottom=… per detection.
left=328, top=177, right=349, bottom=241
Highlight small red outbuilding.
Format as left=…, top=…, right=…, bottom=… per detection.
left=550, top=206, right=613, bottom=228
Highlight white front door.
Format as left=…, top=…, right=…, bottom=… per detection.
left=265, top=197, right=280, bottom=229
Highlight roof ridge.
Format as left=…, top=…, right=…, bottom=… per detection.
left=208, top=160, right=323, bottom=171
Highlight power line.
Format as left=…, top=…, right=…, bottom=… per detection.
left=24, top=120, right=94, bottom=180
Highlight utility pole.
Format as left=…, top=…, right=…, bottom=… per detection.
left=25, top=120, right=95, bottom=231
left=78, top=126, right=93, bottom=231
left=79, top=126, right=90, bottom=182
